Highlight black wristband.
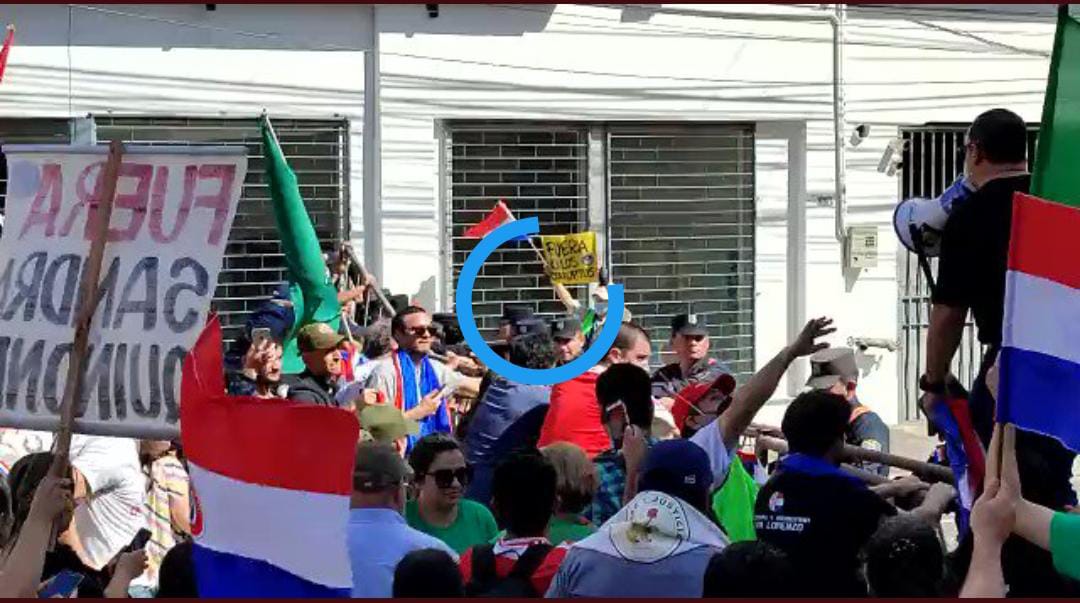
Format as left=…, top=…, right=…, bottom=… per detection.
left=919, top=374, right=946, bottom=395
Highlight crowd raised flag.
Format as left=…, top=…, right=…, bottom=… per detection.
left=463, top=199, right=530, bottom=242
left=182, top=316, right=359, bottom=597
left=262, top=117, right=342, bottom=375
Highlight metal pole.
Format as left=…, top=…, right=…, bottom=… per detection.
left=362, top=4, right=383, bottom=283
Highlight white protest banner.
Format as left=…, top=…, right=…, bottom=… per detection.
left=0, top=145, right=247, bottom=439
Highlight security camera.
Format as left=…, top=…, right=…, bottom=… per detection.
left=849, top=124, right=870, bottom=147
left=877, top=138, right=904, bottom=173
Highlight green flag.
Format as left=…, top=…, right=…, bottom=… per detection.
left=260, top=116, right=341, bottom=374
left=1032, top=5, right=1080, bottom=208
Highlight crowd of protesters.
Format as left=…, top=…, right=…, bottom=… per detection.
left=0, top=107, right=1078, bottom=598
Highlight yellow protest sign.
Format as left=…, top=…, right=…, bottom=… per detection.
left=541, top=232, right=599, bottom=285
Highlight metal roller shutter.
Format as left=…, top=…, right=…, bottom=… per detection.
left=608, top=124, right=756, bottom=379
left=446, top=123, right=590, bottom=341
left=896, top=125, right=1038, bottom=420
left=93, top=116, right=350, bottom=344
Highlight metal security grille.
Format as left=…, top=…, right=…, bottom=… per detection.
left=896, top=125, right=1039, bottom=421
left=608, top=125, right=756, bottom=379
left=0, top=119, right=73, bottom=217
left=446, top=124, right=589, bottom=340
left=93, top=116, right=350, bottom=344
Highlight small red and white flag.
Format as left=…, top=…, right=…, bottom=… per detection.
left=463, top=200, right=516, bottom=239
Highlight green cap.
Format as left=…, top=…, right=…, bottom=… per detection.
left=296, top=322, right=346, bottom=353
left=360, top=404, right=420, bottom=445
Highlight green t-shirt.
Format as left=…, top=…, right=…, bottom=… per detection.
left=405, top=499, right=499, bottom=554
left=547, top=514, right=596, bottom=545
left=1051, top=511, right=1080, bottom=580
left=710, top=457, right=759, bottom=543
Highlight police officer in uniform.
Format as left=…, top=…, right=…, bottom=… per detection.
left=651, top=313, right=732, bottom=402
left=806, top=347, right=890, bottom=477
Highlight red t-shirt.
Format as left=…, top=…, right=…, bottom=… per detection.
left=536, top=368, right=610, bottom=459
left=459, top=537, right=569, bottom=595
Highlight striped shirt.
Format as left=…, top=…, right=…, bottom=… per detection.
left=133, top=453, right=189, bottom=589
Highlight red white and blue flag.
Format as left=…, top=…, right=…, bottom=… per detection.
left=181, top=316, right=359, bottom=598
left=463, top=200, right=529, bottom=241
left=998, top=193, right=1080, bottom=453
left=926, top=396, right=985, bottom=535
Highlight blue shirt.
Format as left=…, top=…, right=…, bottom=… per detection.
left=464, top=377, right=550, bottom=504
left=545, top=544, right=717, bottom=597
left=347, top=507, right=457, bottom=598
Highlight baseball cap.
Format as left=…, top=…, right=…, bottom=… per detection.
left=637, top=439, right=713, bottom=509
left=360, top=404, right=420, bottom=445
left=296, top=322, right=346, bottom=353
left=353, top=442, right=413, bottom=492
left=806, top=347, right=858, bottom=390
left=550, top=317, right=582, bottom=340
left=671, top=313, right=708, bottom=338
left=511, top=317, right=549, bottom=338
left=500, top=305, right=534, bottom=325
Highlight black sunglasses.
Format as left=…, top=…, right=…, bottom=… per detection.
left=405, top=326, right=437, bottom=338
left=426, top=466, right=472, bottom=489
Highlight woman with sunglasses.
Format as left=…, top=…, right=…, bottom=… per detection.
left=405, top=435, right=498, bottom=554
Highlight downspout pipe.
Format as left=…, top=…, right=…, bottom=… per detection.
left=832, top=4, right=847, bottom=244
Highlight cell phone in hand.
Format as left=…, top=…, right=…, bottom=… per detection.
left=39, top=570, right=84, bottom=598
left=124, top=528, right=152, bottom=553
left=251, top=327, right=272, bottom=348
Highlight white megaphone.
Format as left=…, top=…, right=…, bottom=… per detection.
left=892, top=176, right=974, bottom=257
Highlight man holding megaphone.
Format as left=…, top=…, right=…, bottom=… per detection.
left=915, top=109, right=1076, bottom=512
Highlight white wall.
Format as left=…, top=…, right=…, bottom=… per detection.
left=0, top=4, right=1057, bottom=425
left=374, top=4, right=1054, bottom=425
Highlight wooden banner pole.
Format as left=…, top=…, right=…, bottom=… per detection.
left=50, top=140, right=124, bottom=477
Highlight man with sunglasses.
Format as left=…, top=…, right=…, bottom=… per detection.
left=651, top=313, right=732, bottom=406
left=366, top=307, right=481, bottom=451
left=405, top=435, right=498, bottom=554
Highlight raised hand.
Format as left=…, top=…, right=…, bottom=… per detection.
left=788, top=317, right=836, bottom=358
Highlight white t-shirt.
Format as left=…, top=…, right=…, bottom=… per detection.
left=689, top=417, right=734, bottom=489
left=69, top=435, right=147, bottom=571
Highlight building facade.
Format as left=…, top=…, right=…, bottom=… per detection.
left=0, top=3, right=1056, bottom=425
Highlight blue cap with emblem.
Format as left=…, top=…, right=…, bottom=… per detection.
left=671, top=313, right=709, bottom=338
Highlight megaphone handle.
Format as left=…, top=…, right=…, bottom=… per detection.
left=908, top=223, right=937, bottom=296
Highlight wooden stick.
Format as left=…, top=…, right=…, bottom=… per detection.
left=753, top=434, right=955, bottom=484
left=51, top=140, right=123, bottom=476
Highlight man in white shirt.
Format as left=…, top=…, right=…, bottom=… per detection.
left=61, top=435, right=147, bottom=571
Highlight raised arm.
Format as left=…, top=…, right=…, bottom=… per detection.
left=718, top=317, right=835, bottom=449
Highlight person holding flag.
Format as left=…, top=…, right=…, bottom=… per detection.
left=920, top=107, right=1077, bottom=517
left=261, top=116, right=343, bottom=376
